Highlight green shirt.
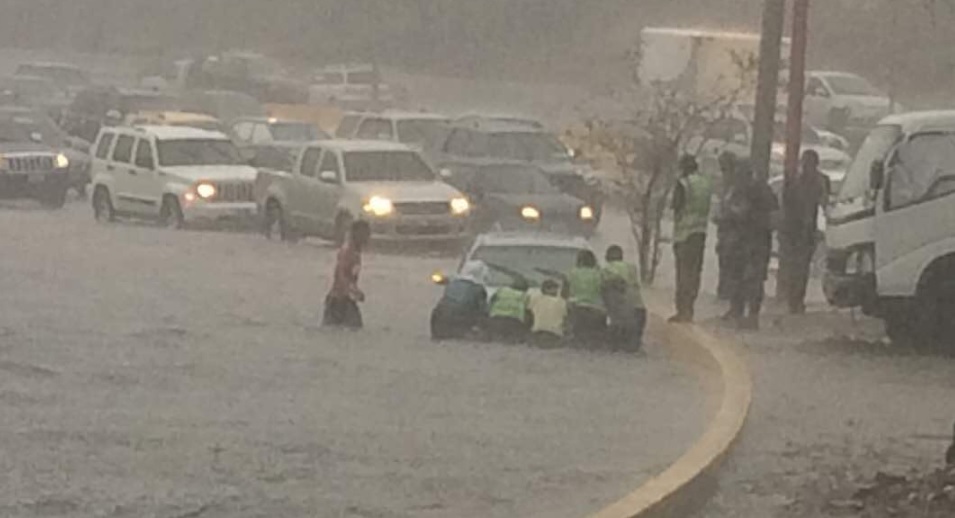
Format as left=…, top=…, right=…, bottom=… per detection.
left=602, top=261, right=645, bottom=309
left=489, top=287, right=528, bottom=321
left=567, top=267, right=605, bottom=311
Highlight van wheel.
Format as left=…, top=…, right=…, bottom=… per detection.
left=92, top=186, right=115, bottom=222
left=334, top=213, right=353, bottom=246
left=160, top=196, right=185, bottom=229
left=264, top=200, right=298, bottom=243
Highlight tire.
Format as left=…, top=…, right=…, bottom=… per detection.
left=263, top=200, right=298, bottom=242
left=37, top=178, right=68, bottom=209
left=92, top=186, right=115, bottom=223
left=334, top=212, right=354, bottom=246
left=159, top=196, right=185, bottom=229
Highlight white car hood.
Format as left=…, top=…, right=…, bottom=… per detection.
left=162, top=165, right=259, bottom=183
left=346, top=181, right=463, bottom=201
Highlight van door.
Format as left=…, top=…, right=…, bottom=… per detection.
left=875, top=131, right=955, bottom=296
left=313, top=149, right=344, bottom=232
left=109, top=133, right=139, bottom=213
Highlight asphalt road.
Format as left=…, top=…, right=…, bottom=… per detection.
left=0, top=199, right=705, bottom=518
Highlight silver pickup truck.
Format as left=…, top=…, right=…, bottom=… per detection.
left=254, top=139, right=471, bottom=244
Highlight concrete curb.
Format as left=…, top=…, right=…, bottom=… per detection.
left=589, top=303, right=752, bottom=518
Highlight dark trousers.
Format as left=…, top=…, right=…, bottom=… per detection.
left=607, top=307, right=647, bottom=351
left=674, top=233, right=706, bottom=320
left=323, top=295, right=363, bottom=329
left=569, top=306, right=607, bottom=343
left=430, top=303, right=481, bottom=340
left=728, top=236, right=772, bottom=319
left=717, top=247, right=732, bottom=300
left=787, top=240, right=817, bottom=313
left=486, top=316, right=527, bottom=343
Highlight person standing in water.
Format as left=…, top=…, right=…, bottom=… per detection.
left=323, top=220, right=371, bottom=329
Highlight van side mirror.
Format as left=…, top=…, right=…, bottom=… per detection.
left=319, top=170, right=338, bottom=183
left=870, top=161, right=885, bottom=190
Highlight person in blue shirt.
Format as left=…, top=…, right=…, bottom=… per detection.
left=430, top=261, right=489, bottom=340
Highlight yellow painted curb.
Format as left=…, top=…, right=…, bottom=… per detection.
left=589, top=302, right=752, bottom=518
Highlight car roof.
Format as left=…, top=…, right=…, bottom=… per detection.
left=311, top=139, right=415, bottom=153
left=126, top=125, right=230, bottom=140
left=452, top=118, right=547, bottom=134
left=472, top=232, right=592, bottom=250
left=878, top=110, right=955, bottom=133
left=234, top=116, right=309, bottom=125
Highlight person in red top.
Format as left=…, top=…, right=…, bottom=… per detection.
left=323, top=220, right=371, bottom=329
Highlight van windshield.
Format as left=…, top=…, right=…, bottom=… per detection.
left=343, top=150, right=434, bottom=182
left=837, top=125, right=901, bottom=201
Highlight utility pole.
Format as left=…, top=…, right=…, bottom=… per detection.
left=750, top=0, right=787, bottom=182
left=778, top=0, right=811, bottom=301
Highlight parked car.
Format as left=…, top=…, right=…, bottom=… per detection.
left=0, top=105, right=91, bottom=196
left=90, top=125, right=258, bottom=228
left=309, top=64, right=399, bottom=109
left=435, top=120, right=603, bottom=221
left=450, top=162, right=597, bottom=236
left=229, top=116, right=327, bottom=146
left=198, top=52, right=309, bottom=103
left=434, top=232, right=594, bottom=294
left=61, top=86, right=178, bottom=143
left=805, top=71, right=895, bottom=134
left=337, top=111, right=450, bottom=151
left=0, top=116, right=72, bottom=208
left=824, top=110, right=955, bottom=347
left=455, top=113, right=544, bottom=131
left=15, top=62, right=91, bottom=94
left=2, top=75, right=72, bottom=119
left=178, top=89, right=266, bottom=124
left=255, top=140, right=470, bottom=244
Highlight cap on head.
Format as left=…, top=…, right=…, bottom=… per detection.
left=605, top=245, right=623, bottom=262
left=577, top=250, right=597, bottom=268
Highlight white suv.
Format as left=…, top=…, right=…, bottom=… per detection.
left=89, top=125, right=258, bottom=227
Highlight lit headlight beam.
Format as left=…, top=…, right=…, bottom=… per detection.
left=195, top=183, right=216, bottom=199
left=579, top=206, right=595, bottom=220
left=520, top=206, right=540, bottom=220
left=450, top=197, right=470, bottom=215
left=55, top=153, right=70, bottom=169
left=363, top=196, right=394, bottom=217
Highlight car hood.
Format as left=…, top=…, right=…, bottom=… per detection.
left=485, top=193, right=584, bottom=213
left=161, top=165, right=259, bottom=182
left=346, top=181, right=463, bottom=201
left=0, top=142, right=56, bottom=154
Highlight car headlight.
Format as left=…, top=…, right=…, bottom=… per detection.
left=55, top=153, right=70, bottom=169
left=363, top=196, right=394, bottom=217
left=579, top=206, right=595, bottom=220
left=450, top=197, right=470, bottom=215
left=520, top=206, right=540, bottom=220
left=195, top=182, right=216, bottom=200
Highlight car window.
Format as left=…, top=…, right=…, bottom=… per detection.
left=299, top=147, right=322, bottom=178
left=887, top=133, right=955, bottom=210
left=134, top=138, right=154, bottom=169
left=825, top=75, right=881, bottom=97
left=233, top=122, right=254, bottom=141
left=155, top=139, right=242, bottom=166
left=470, top=245, right=584, bottom=288
left=318, top=150, right=340, bottom=180
left=396, top=119, right=448, bottom=147
left=271, top=122, right=323, bottom=142
left=335, top=115, right=361, bottom=138
left=251, top=123, right=273, bottom=144
left=838, top=125, right=901, bottom=201
left=95, top=132, right=115, bottom=159
left=444, top=129, right=472, bottom=155
left=476, top=167, right=559, bottom=194
left=111, top=134, right=135, bottom=163
left=807, top=77, right=829, bottom=97
left=250, top=146, right=295, bottom=171
left=355, top=118, right=394, bottom=140
left=343, top=151, right=434, bottom=182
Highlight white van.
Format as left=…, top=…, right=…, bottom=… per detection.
left=89, top=125, right=258, bottom=228
left=824, top=111, right=955, bottom=345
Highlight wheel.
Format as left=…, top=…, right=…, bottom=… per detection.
left=92, top=186, right=115, bottom=223
left=263, top=200, right=298, bottom=242
left=333, top=212, right=354, bottom=246
left=37, top=178, right=68, bottom=209
left=159, top=196, right=185, bottom=229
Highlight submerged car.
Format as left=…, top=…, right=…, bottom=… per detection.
left=0, top=106, right=91, bottom=196
left=90, top=125, right=258, bottom=227
left=0, top=117, right=72, bottom=208
left=451, top=163, right=597, bottom=235
left=255, top=140, right=470, bottom=244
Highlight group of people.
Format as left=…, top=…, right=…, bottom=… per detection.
left=670, top=149, right=829, bottom=329
left=429, top=246, right=646, bottom=351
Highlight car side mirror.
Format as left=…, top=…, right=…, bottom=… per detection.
left=870, top=161, right=885, bottom=190
left=319, top=170, right=338, bottom=183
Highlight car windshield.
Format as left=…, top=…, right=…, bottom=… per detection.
left=0, top=115, right=66, bottom=146
left=156, top=139, right=242, bottom=166
left=487, top=132, right=569, bottom=162
left=0, top=120, right=35, bottom=142
left=270, top=122, right=323, bottom=142
left=396, top=119, right=448, bottom=146
left=343, top=150, right=435, bottom=182
left=470, top=245, right=584, bottom=287
left=838, top=124, right=901, bottom=201
left=478, top=167, right=560, bottom=195
left=825, top=74, right=882, bottom=96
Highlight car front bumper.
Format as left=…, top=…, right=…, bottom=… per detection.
left=182, top=201, right=258, bottom=224
left=367, top=216, right=470, bottom=242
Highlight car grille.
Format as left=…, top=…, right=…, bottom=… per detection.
left=394, top=201, right=449, bottom=216
left=396, top=223, right=451, bottom=236
left=215, top=182, right=254, bottom=203
left=3, top=154, right=54, bottom=173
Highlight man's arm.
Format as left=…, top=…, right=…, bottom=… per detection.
left=672, top=182, right=686, bottom=213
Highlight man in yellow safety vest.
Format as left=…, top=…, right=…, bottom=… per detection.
left=670, top=154, right=714, bottom=323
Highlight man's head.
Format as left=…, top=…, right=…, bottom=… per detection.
left=605, top=245, right=623, bottom=263
left=679, top=154, right=698, bottom=177
left=801, top=149, right=820, bottom=174
left=734, top=158, right=754, bottom=186
left=718, top=151, right=737, bottom=175
left=511, top=277, right=530, bottom=292
left=541, top=279, right=560, bottom=296
left=349, top=220, right=371, bottom=248
left=577, top=250, right=598, bottom=268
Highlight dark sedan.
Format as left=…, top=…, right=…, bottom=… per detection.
left=454, top=163, right=597, bottom=236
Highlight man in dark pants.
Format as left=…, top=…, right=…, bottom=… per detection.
left=670, top=155, right=714, bottom=323
left=715, top=151, right=738, bottom=300
left=722, top=164, right=779, bottom=330
left=783, top=150, right=831, bottom=314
